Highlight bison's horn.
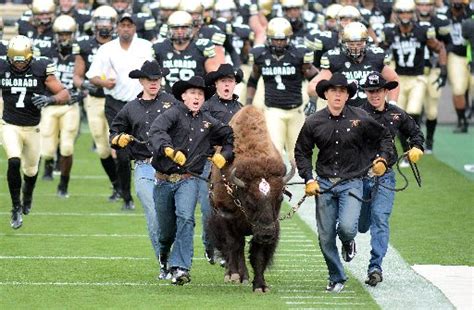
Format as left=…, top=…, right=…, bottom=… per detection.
left=230, top=168, right=246, bottom=188
left=282, top=161, right=296, bottom=184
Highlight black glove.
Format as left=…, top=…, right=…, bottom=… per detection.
left=433, top=65, right=447, bottom=90
left=70, top=90, right=86, bottom=105
left=81, top=80, right=98, bottom=93
left=32, top=95, right=56, bottom=109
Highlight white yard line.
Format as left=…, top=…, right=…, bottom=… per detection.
left=0, top=212, right=142, bottom=217
left=0, top=233, right=148, bottom=238
left=0, top=255, right=151, bottom=260
left=286, top=181, right=454, bottom=309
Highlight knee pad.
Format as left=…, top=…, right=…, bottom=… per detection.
left=60, top=142, right=74, bottom=157
left=23, top=164, right=39, bottom=177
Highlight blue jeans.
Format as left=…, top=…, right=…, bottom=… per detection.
left=153, top=176, right=199, bottom=271
left=197, top=161, right=212, bottom=250
left=359, top=170, right=396, bottom=273
left=134, top=162, right=160, bottom=260
left=315, top=178, right=363, bottom=283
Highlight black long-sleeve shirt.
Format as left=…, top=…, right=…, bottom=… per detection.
left=361, top=101, right=425, bottom=167
left=295, top=105, right=394, bottom=182
left=149, top=102, right=234, bottom=175
left=109, top=91, right=178, bottom=160
left=202, top=93, right=242, bottom=124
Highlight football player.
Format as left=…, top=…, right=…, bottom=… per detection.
left=280, top=0, right=319, bottom=45
left=0, top=35, right=70, bottom=229
left=35, top=15, right=81, bottom=198
left=381, top=0, right=447, bottom=130
left=17, top=0, right=56, bottom=47
left=445, top=0, right=472, bottom=133
left=72, top=5, right=121, bottom=202
left=416, top=0, right=452, bottom=152
left=153, top=11, right=220, bottom=92
left=153, top=2, right=180, bottom=41
left=57, top=0, right=92, bottom=36
left=308, top=22, right=400, bottom=109
left=111, top=0, right=157, bottom=41
left=246, top=17, right=318, bottom=161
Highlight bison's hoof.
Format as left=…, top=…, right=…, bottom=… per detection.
left=224, top=274, right=231, bottom=283
left=253, top=286, right=270, bottom=293
left=230, top=273, right=241, bottom=283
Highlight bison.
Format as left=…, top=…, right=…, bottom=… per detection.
left=207, top=106, right=295, bottom=292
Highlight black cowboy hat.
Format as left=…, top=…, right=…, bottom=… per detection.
left=129, top=60, right=170, bottom=80
left=205, top=63, right=244, bottom=86
left=361, top=71, right=399, bottom=91
left=172, top=76, right=215, bottom=101
left=316, top=73, right=357, bottom=100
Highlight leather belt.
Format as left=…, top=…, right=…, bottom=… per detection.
left=135, top=158, right=152, bottom=165
left=155, top=172, right=192, bottom=183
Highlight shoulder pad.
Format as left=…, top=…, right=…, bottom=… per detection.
left=32, top=58, right=56, bottom=76
left=72, top=42, right=81, bottom=55
left=369, top=46, right=385, bottom=54
left=194, top=38, right=216, bottom=58
left=327, top=48, right=341, bottom=56
left=436, top=14, right=448, bottom=20
left=359, top=7, right=371, bottom=15
left=320, top=55, right=330, bottom=69
left=385, top=23, right=396, bottom=28
left=77, top=9, right=90, bottom=15
left=144, top=18, right=157, bottom=31
left=419, top=21, right=432, bottom=27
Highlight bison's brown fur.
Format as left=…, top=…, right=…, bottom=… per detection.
left=208, top=106, right=293, bottom=292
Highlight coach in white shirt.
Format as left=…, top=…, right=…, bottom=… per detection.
left=87, top=13, right=153, bottom=211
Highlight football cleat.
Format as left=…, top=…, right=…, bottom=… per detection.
left=10, top=206, right=23, bottom=229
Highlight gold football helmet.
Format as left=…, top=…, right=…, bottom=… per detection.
left=7, top=35, right=34, bottom=72
left=414, top=0, right=435, bottom=3
left=281, top=0, right=304, bottom=8
left=167, top=11, right=194, bottom=44
left=259, top=0, right=274, bottom=17
left=214, top=0, right=236, bottom=21
left=53, top=15, right=77, bottom=50
left=394, top=0, right=416, bottom=25
left=111, top=0, right=132, bottom=14
left=202, top=0, right=215, bottom=10
left=31, top=0, right=56, bottom=27
left=92, top=5, right=118, bottom=38
left=415, top=0, right=435, bottom=18
left=325, top=4, right=343, bottom=30
left=340, top=22, right=368, bottom=60
left=336, top=5, right=361, bottom=30
left=178, top=0, right=204, bottom=27
left=267, top=17, right=293, bottom=54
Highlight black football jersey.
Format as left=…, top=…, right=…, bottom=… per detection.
left=72, top=36, right=105, bottom=97
left=0, top=40, right=7, bottom=56
left=423, top=14, right=452, bottom=67
left=236, top=0, right=259, bottom=25
left=250, top=44, right=314, bottom=109
left=320, top=46, right=387, bottom=107
left=36, top=44, right=75, bottom=91
left=383, top=22, right=436, bottom=76
left=133, top=12, right=157, bottom=41
left=305, top=29, right=339, bottom=68
left=446, top=10, right=471, bottom=57
left=153, top=38, right=216, bottom=92
left=232, top=23, right=253, bottom=64
left=71, top=8, right=93, bottom=36
left=0, top=57, right=55, bottom=126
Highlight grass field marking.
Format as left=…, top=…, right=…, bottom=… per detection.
left=0, top=281, right=243, bottom=288
left=281, top=296, right=358, bottom=299
left=0, top=175, right=108, bottom=180
left=0, top=212, right=142, bottom=217
left=287, top=183, right=455, bottom=309
left=285, top=301, right=367, bottom=305
left=0, top=255, right=151, bottom=260
left=0, top=233, right=148, bottom=238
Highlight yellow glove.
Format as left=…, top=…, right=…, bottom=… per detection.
left=111, top=133, right=132, bottom=148
left=305, top=180, right=320, bottom=196
left=164, top=147, right=186, bottom=166
left=211, top=153, right=226, bottom=169
left=407, top=147, right=423, bottom=163
left=372, top=157, right=387, bottom=176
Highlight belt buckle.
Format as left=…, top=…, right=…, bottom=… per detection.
left=168, top=173, right=181, bottom=183
left=329, top=177, right=341, bottom=184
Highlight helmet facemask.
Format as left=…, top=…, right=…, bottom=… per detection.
left=269, top=38, right=290, bottom=56
left=396, top=10, right=414, bottom=26
left=33, top=12, right=55, bottom=28
left=95, top=19, right=115, bottom=38
left=342, top=40, right=367, bottom=60
left=284, top=7, right=304, bottom=31
left=56, top=32, right=74, bottom=53
left=168, top=26, right=193, bottom=44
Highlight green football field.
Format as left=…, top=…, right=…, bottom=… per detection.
left=0, top=125, right=472, bottom=308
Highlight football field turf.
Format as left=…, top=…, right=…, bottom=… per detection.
left=0, top=127, right=472, bottom=308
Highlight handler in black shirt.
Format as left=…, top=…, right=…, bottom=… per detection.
left=148, top=76, right=234, bottom=286
left=294, top=73, right=394, bottom=293
left=109, top=60, right=177, bottom=279
left=358, top=71, right=424, bottom=287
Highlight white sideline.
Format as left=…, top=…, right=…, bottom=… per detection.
left=286, top=181, right=454, bottom=309
left=412, top=265, right=474, bottom=310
